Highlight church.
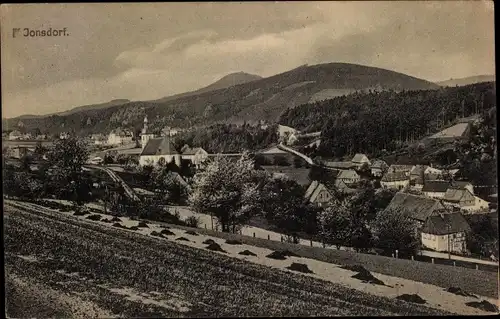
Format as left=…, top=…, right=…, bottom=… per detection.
left=139, top=116, right=181, bottom=167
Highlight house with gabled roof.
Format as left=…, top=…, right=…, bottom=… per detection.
left=321, top=161, right=356, bottom=170
left=409, top=164, right=428, bottom=188
left=421, top=212, right=471, bottom=253
left=443, top=188, right=475, bottom=210
left=371, top=160, right=388, bottom=177
left=304, top=181, right=332, bottom=207
left=108, top=128, right=134, bottom=145
left=381, top=171, right=409, bottom=190
left=337, top=169, right=360, bottom=186
left=139, top=135, right=181, bottom=167
left=351, top=153, right=371, bottom=168
left=422, top=180, right=450, bottom=199
left=180, top=145, right=209, bottom=168
left=449, top=181, right=474, bottom=195
left=334, top=178, right=356, bottom=194
left=384, top=193, right=448, bottom=226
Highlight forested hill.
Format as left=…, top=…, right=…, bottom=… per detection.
left=3, top=63, right=437, bottom=137
left=279, top=82, right=496, bottom=159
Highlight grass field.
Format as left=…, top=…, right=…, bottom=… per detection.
left=5, top=202, right=455, bottom=317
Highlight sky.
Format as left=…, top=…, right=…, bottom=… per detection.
left=1, top=1, right=495, bottom=118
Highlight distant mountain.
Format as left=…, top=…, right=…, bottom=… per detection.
left=152, top=72, right=262, bottom=103
left=4, top=62, right=439, bottom=136
left=436, top=75, right=495, bottom=87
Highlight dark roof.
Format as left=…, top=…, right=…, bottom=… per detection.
left=422, top=180, right=450, bottom=193
left=443, top=188, right=473, bottom=202
left=140, top=137, right=179, bottom=156
left=422, top=213, right=471, bottom=235
left=450, top=181, right=473, bottom=190
left=384, top=193, right=444, bottom=222
left=381, top=171, right=408, bottom=182
left=262, top=166, right=311, bottom=186
left=371, top=160, right=388, bottom=169
left=352, top=153, right=368, bottom=163
left=322, top=161, right=355, bottom=169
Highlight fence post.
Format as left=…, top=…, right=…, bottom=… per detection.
left=476, top=264, right=479, bottom=270
left=395, top=250, right=399, bottom=259
left=253, top=232, right=255, bottom=238
left=310, top=239, right=313, bottom=247
left=411, top=255, right=414, bottom=261
left=267, top=234, right=270, bottom=240
left=204, top=224, right=207, bottom=229
left=431, top=258, right=434, bottom=264
left=453, top=261, right=456, bottom=267
left=392, top=253, right=394, bottom=258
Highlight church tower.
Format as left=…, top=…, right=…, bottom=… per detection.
left=141, top=115, right=155, bottom=149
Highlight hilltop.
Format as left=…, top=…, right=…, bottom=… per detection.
left=3, top=63, right=439, bottom=136
left=436, top=75, right=495, bottom=87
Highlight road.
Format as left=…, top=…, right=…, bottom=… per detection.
left=4, top=202, right=450, bottom=317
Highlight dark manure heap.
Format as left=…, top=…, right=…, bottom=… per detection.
left=202, top=239, right=217, bottom=245
left=287, top=263, right=314, bottom=274
left=225, top=239, right=242, bottom=245
left=185, top=230, right=199, bottom=236
left=176, top=237, right=190, bottom=242
left=86, top=214, right=102, bottom=221
left=395, top=294, right=427, bottom=304
left=446, top=287, right=478, bottom=298
left=342, top=265, right=385, bottom=286
left=239, top=250, right=257, bottom=256
left=205, top=243, right=227, bottom=253
left=160, top=229, right=175, bottom=236
left=266, top=250, right=299, bottom=260
left=465, top=300, right=498, bottom=313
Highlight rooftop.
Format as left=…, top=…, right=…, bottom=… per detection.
left=385, top=193, right=445, bottom=222
left=422, top=180, right=450, bottom=193
left=422, top=213, right=471, bottom=235
left=140, top=136, right=179, bottom=156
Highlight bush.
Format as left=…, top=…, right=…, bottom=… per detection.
left=185, top=230, right=199, bottom=236
left=225, top=239, right=242, bottom=245
left=160, top=229, right=175, bottom=236
left=203, top=239, right=217, bottom=245
left=137, top=221, right=149, bottom=228
left=185, top=216, right=200, bottom=228
left=395, top=294, right=426, bottom=304
left=176, top=237, right=189, bottom=241
left=239, top=250, right=257, bottom=256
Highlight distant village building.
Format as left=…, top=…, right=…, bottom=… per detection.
left=380, top=171, right=409, bottom=190
left=277, top=125, right=300, bottom=145
left=180, top=145, right=209, bottom=168
left=107, top=129, right=134, bottom=145
left=428, top=122, right=471, bottom=142
left=8, top=130, right=23, bottom=140
left=91, top=134, right=107, bottom=145
left=337, top=169, right=360, bottom=186
left=334, top=178, right=356, bottom=194
left=162, top=126, right=184, bottom=137
left=351, top=153, right=371, bottom=168
left=420, top=213, right=471, bottom=254
left=421, top=181, right=450, bottom=199
left=59, top=132, right=70, bottom=140
left=387, top=164, right=415, bottom=176
left=321, top=160, right=356, bottom=170
left=370, top=160, right=388, bottom=177
left=139, top=135, right=181, bottom=167
left=409, top=165, right=428, bottom=189
left=304, top=181, right=332, bottom=207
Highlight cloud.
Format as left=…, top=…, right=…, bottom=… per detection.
left=1, top=1, right=495, bottom=118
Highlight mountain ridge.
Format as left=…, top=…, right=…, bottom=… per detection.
left=436, top=75, right=495, bottom=87
left=3, top=62, right=440, bottom=136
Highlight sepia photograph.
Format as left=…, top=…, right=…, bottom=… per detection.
left=1, top=1, right=498, bottom=317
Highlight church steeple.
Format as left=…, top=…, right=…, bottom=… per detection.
left=142, top=115, right=149, bottom=134
left=141, top=115, right=155, bottom=150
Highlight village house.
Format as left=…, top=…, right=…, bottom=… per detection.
left=409, top=165, right=428, bottom=189
left=107, top=129, right=134, bottom=145
left=261, top=166, right=311, bottom=187
left=162, top=126, right=184, bottom=137
left=277, top=124, right=300, bottom=145
left=387, top=164, right=415, bottom=176
left=304, top=181, right=332, bottom=207
left=450, top=181, right=475, bottom=195
left=8, top=130, right=23, bottom=140
left=334, top=178, right=356, bottom=194
left=380, top=171, right=409, bottom=190
left=91, top=134, right=107, bottom=145
left=8, top=146, right=30, bottom=159
left=139, top=135, right=181, bottom=167
left=442, top=188, right=476, bottom=211
left=384, top=193, right=449, bottom=229
left=180, top=145, right=209, bottom=168
left=321, top=160, right=356, bottom=170
left=420, top=213, right=471, bottom=254
left=421, top=180, right=450, bottom=199
left=370, top=160, right=388, bottom=177
left=337, top=169, right=361, bottom=186
left=351, top=153, right=371, bottom=168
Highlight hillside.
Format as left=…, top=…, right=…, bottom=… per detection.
left=437, top=75, right=495, bottom=87
left=3, top=63, right=439, bottom=137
